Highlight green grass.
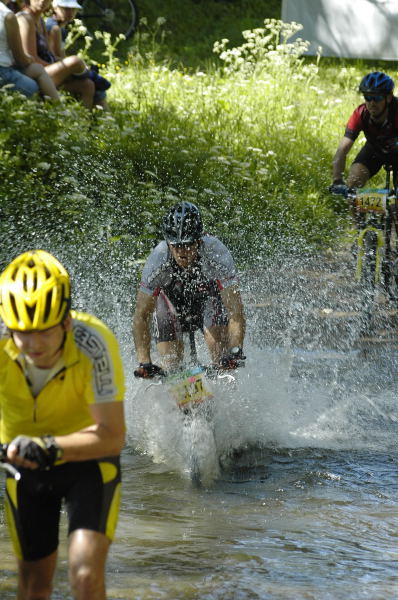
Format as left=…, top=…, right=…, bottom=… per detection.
left=0, top=7, right=396, bottom=276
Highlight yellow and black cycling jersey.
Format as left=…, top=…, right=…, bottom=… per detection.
left=0, top=310, right=125, bottom=443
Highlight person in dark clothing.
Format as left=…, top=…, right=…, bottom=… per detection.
left=133, top=202, right=246, bottom=375
left=330, top=71, right=398, bottom=191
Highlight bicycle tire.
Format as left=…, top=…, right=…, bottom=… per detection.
left=183, top=414, right=218, bottom=487
left=358, top=230, right=378, bottom=335
left=384, top=209, right=398, bottom=301
left=80, top=0, right=138, bottom=39
left=381, top=250, right=397, bottom=300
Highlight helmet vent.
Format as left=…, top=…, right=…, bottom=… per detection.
left=26, top=304, right=36, bottom=326
left=23, top=271, right=38, bottom=291
left=9, top=293, right=19, bottom=325
left=59, top=284, right=68, bottom=318
left=43, top=290, right=53, bottom=324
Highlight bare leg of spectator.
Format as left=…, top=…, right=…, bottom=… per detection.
left=23, top=62, right=60, bottom=100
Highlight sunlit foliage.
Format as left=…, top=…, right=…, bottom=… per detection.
left=0, top=16, right=373, bottom=273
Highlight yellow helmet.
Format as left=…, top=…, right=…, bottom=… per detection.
left=0, top=250, right=71, bottom=331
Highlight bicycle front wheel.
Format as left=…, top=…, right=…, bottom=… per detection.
left=358, top=231, right=378, bottom=335
left=81, top=0, right=138, bottom=39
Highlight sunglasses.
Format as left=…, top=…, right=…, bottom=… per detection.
left=363, top=94, right=386, bottom=102
left=169, top=241, right=197, bottom=249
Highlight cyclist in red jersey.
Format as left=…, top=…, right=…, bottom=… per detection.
left=331, top=72, right=398, bottom=191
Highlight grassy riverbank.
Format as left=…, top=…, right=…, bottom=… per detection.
left=0, top=3, right=394, bottom=271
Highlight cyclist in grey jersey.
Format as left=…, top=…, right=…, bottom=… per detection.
left=133, top=202, right=246, bottom=376
left=140, top=234, right=238, bottom=294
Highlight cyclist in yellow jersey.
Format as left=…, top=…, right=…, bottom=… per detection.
left=0, top=249, right=125, bottom=600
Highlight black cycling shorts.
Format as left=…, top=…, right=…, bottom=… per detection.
left=153, top=290, right=228, bottom=343
left=352, top=142, right=398, bottom=178
left=4, top=456, right=121, bottom=561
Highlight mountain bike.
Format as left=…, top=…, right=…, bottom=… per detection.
left=139, top=331, right=242, bottom=486
left=79, top=0, right=138, bottom=39
left=331, top=165, right=398, bottom=334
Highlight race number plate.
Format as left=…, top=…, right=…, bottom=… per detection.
left=354, top=189, right=387, bottom=213
left=166, top=367, right=213, bottom=408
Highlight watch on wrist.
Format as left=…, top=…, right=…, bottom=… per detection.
left=42, top=435, right=64, bottom=461
left=230, top=346, right=242, bottom=355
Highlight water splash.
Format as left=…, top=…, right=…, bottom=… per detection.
left=25, top=241, right=396, bottom=476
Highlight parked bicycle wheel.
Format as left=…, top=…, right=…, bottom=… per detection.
left=80, top=0, right=138, bottom=39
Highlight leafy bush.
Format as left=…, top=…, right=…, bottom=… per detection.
left=0, top=15, right=370, bottom=286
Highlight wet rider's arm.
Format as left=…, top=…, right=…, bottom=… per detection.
left=132, top=290, right=157, bottom=364
left=220, top=285, right=246, bottom=348
left=332, top=136, right=354, bottom=183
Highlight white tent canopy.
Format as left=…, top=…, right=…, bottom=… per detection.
left=281, top=0, right=398, bottom=60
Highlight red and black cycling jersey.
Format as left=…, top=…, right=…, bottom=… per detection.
left=345, top=97, right=398, bottom=154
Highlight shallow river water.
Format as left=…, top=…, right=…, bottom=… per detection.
left=1, top=255, right=398, bottom=599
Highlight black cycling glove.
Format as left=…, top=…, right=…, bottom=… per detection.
left=10, top=435, right=63, bottom=469
left=328, top=182, right=349, bottom=196
left=219, top=347, right=246, bottom=370
left=134, top=363, right=165, bottom=378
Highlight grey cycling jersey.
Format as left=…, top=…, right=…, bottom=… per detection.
left=139, top=235, right=238, bottom=296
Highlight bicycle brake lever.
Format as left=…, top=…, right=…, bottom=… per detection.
left=0, top=445, right=21, bottom=480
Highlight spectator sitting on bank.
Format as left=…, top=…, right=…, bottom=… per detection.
left=0, top=0, right=59, bottom=99
left=46, top=0, right=110, bottom=109
left=46, top=0, right=77, bottom=58
left=17, top=0, right=96, bottom=108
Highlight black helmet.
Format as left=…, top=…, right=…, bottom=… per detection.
left=359, top=71, right=394, bottom=95
left=162, top=201, right=203, bottom=244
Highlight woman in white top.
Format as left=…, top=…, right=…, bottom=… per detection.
left=0, top=0, right=59, bottom=98
left=17, top=0, right=95, bottom=108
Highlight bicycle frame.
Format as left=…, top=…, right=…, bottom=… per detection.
left=349, top=165, right=398, bottom=290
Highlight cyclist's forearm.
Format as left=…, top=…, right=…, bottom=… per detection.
left=133, top=318, right=152, bottom=363
left=332, top=153, right=347, bottom=182
left=55, top=403, right=125, bottom=461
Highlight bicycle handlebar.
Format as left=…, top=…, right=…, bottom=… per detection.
left=329, top=184, right=397, bottom=201
left=329, top=165, right=398, bottom=198
left=0, top=444, right=21, bottom=480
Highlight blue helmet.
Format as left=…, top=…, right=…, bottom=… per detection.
left=359, top=72, right=394, bottom=95
left=162, top=201, right=203, bottom=244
